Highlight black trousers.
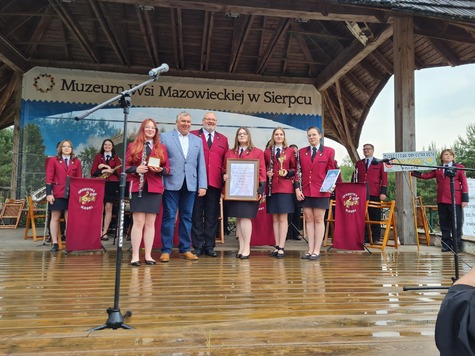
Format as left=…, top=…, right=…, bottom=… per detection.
left=438, top=202, right=464, bottom=248
left=367, top=195, right=381, bottom=242
left=191, top=186, right=221, bottom=250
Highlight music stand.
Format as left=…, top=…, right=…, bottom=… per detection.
left=74, top=68, right=168, bottom=331
left=381, top=160, right=474, bottom=291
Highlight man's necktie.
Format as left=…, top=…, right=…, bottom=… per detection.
left=207, top=133, right=212, bottom=148
left=311, top=147, right=316, bottom=162
left=105, top=155, right=111, bottom=165
left=65, top=158, right=69, bottom=168
left=276, top=147, right=281, bottom=160
left=146, top=142, right=152, bottom=156
left=366, top=159, right=369, bottom=169
left=239, top=148, right=244, bottom=157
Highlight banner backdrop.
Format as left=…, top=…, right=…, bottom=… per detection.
left=18, top=66, right=322, bottom=198
left=333, top=183, right=367, bottom=250
left=67, top=177, right=105, bottom=252
left=465, top=178, right=475, bottom=237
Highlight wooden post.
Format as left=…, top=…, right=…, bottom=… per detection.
left=393, top=16, right=416, bottom=245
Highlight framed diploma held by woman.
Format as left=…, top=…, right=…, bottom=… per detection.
left=225, top=159, right=259, bottom=201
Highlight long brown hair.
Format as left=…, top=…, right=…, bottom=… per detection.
left=232, top=127, right=256, bottom=153
left=55, top=140, right=76, bottom=161
left=267, top=127, right=288, bottom=149
left=130, top=118, right=164, bottom=163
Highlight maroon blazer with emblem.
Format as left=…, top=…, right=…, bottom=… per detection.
left=125, top=142, right=170, bottom=194
left=190, top=129, right=229, bottom=189
left=297, top=145, right=336, bottom=198
left=352, top=158, right=388, bottom=197
left=415, top=163, right=469, bottom=205
left=264, top=146, right=296, bottom=194
left=46, top=156, right=83, bottom=199
left=90, top=153, right=122, bottom=181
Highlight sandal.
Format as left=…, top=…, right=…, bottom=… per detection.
left=269, top=245, right=279, bottom=257
left=277, top=247, right=285, bottom=259
left=301, top=253, right=311, bottom=260
left=309, top=254, right=321, bottom=260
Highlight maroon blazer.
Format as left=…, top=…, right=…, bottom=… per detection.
left=90, top=153, right=122, bottom=181
left=264, top=146, right=296, bottom=194
left=415, top=164, right=469, bottom=205
left=297, top=145, right=336, bottom=198
left=224, top=147, right=266, bottom=194
left=46, top=156, right=83, bottom=199
left=352, top=158, right=388, bottom=197
left=125, top=142, right=170, bottom=194
left=190, top=129, right=229, bottom=189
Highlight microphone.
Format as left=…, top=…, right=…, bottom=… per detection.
left=148, top=63, right=169, bottom=76
left=371, top=158, right=394, bottom=165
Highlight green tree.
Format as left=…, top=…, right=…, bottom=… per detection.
left=0, top=127, right=13, bottom=187
left=453, top=123, right=475, bottom=178
left=21, top=124, right=48, bottom=195
left=77, top=145, right=97, bottom=178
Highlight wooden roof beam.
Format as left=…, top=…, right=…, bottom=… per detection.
left=24, top=5, right=54, bottom=58
left=316, top=24, right=393, bottom=90
left=427, top=37, right=461, bottom=67
left=0, top=36, right=29, bottom=73
left=345, top=72, right=370, bottom=100
left=89, top=0, right=128, bottom=66
left=290, top=21, right=319, bottom=76
left=370, top=49, right=393, bottom=74
left=48, top=0, right=99, bottom=63
left=200, top=11, right=215, bottom=71
left=256, top=18, right=290, bottom=74
left=228, top=15, right=254, bottom=73
left=103, top=0, right=386, bottom=23
left=136, top=7, right=155, bottom=66
left=0, top=72, right=19, bottom=118
left=144, top=9, right=160, bottom=66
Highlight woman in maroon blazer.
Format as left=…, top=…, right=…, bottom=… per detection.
left=90, top=139, right=122, bottom=240
left=125, top=118, right=170, bottom=266
left=295, top=126, right=337, bottom=260
left=413, top=148, right=469, bottom=252
left=264, top=127, right=296, bottom=258
left=224, top=127, right=266, bottom=259
left=46, top=139, right=83, bottom=252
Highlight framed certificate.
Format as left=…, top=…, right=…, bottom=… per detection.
left=225, top=159, right=259, bottom=201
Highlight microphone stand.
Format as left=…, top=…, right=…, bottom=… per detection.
left=382, top=160, right=474, bottom=291
left=75, top=72, right=166, bottom=331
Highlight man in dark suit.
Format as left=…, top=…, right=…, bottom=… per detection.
left=352, top=143, right=388, bottom=243
left=190, top=112, right=229, bottom=257
left=159, top=111, right=208, bottom=262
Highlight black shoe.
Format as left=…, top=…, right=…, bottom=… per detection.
left=240, top=254, right=250, bottom=259
left=205, top=249, right=217, bottom=257
left=441, top=247, right=451, bottom=252
left=50, top=244, right=59, bottom=252
left=145, top=260, right=156, bottom=265
left=61, top=235, right=66, bottom=242
left=130, top=261, right=141, bottom=267
left=194, top=249, right=203, bottom=256
left=235, top=253, right=242, bottom=258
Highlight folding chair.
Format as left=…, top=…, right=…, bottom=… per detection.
left=0, top=198, right=26, bottom=229
left=24, top=195, right=48, bottom=241
left=366, top=200, right=398, bottom=251
left=414, top=196, right=431, bottom=250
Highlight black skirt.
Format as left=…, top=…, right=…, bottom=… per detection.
left=301, top=197, right=330, bottom=209
left=48, top=198, right=68, bottom=211
left=104, top=181, right=120, bottom=203
left=130, top=190, right=162, bottom=214
left=266, top=193, right=295, bottom=214
left=226, top=200, right=260, bottom=219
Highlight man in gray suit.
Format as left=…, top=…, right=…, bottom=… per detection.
left=159, top=111, right=207, bottom=262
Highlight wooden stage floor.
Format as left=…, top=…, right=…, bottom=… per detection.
left=0, top=231, right=472, bottom=355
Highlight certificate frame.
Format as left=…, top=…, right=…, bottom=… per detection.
left=225, top=159, right=259, bottom=201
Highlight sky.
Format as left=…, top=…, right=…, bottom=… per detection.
left=328, top=63, right=475, bottom=163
